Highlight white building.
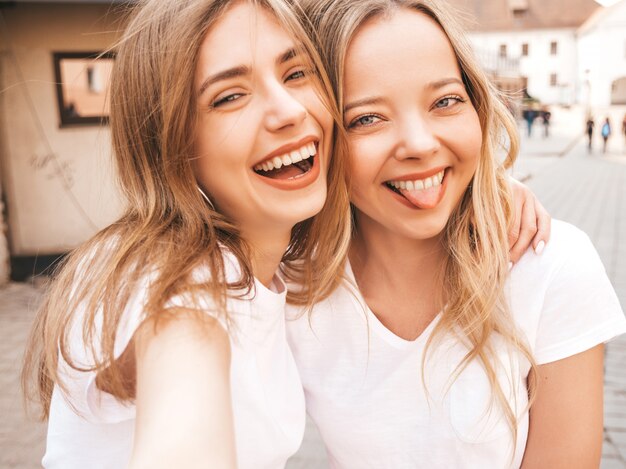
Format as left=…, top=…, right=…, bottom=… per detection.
left=577, top=0, right=626, bottom=107
left=448, top=0, right=601, bottom=105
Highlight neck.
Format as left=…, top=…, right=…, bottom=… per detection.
left=349, top=212, right=447, bottom=301
left=244, top=226, right=292, bottom=289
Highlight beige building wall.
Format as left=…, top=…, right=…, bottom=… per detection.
left=0, top=177, right=8, bottom=285
left=0, top=3, right=127, bottom=256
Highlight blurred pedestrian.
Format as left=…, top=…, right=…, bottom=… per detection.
left=524, top=109, right=536, bottom=137
left=586, top=117, right=595, bottom=153
left=542, top=109, right=551, bottom=138
left=601, top=117, right=611, bottom=154
left=622, top=114, right=626, bottom=151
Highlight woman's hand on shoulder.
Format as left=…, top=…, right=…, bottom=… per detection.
left=508, top=177, right=551, bottom=265
left=128, top=311, right=237, bottom=469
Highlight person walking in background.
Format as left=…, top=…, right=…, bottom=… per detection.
left=586, top=116, right=595, bottom=153
left=524, top=108, right=536, bottom=137
left=602, top=117, right=612, bottom=154
left=542, top=108, right=551, bottom=138
left=622, top=114, right=626, bottom=152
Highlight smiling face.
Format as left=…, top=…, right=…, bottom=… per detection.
left=193, top=1, right=333, bottom=243
left=343, top=7, right=482, bottom=241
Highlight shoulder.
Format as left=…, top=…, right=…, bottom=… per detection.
left=514, top=220, right=597, bottom=281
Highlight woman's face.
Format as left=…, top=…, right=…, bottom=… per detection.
left=343, top=8, right=482, bottom=241
left=193, top=2, right=333, bottom=239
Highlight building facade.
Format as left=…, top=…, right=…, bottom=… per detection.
left=577, top=0, right=626, bottom=107
left=0, top=0, right=127, bottom=280
left=447, top=0, right=601, bottom=106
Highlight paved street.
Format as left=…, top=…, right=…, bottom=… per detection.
left=1, top=111, right=626, bottom=468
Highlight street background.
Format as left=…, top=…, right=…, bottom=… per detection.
left=1, top=105, right=626, bottom=468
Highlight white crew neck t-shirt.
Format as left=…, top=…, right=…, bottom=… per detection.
left=44, top=250, right=305, bottom=469
left=286, top=220, right=626, bottom=468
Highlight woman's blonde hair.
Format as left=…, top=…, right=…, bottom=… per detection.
left=300, top=0, right=536, bottom=446
left=22, top=0, right=351, bottom=419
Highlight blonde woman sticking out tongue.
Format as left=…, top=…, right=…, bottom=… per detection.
left=288, top=1, right=626, bottom=468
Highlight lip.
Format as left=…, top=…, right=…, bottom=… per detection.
left=253, top=135, right=319, bottom=168
left=384, top=165, right=449, bottom=183
left=253, top=150, right=321, bottom=191
left=385, top=168, right=449, bottom=210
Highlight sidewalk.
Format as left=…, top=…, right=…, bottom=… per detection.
left=520, top=139, right=626, bottom=469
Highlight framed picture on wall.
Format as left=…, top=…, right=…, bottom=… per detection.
left=53, top=51, right=115, bottom=126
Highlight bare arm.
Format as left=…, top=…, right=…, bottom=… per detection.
left=521, top=344, right=604, bottom=469
left=127, top=312, right=237, bottom=469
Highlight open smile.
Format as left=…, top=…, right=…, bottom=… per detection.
left=252, top=139, right=321, bottom=190
left=384, top=167, right=449, bottom=209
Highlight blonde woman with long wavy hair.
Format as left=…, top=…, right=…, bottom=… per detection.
left=21, top=0, right=353, bottom=467
left=287, top=0, right=626, bottom=467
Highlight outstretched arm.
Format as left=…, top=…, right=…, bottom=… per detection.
left=128, top=312, right=237, bottom=469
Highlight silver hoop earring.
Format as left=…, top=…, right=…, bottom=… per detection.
left=197, top=186, right=215, bottom=210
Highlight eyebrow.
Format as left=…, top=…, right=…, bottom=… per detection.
left=427, top=77, right=464, bottom=90
left=343, top=96, right=385, bottom=114
left=197, top=47, right=300, bottom=97
left=343, top=77, right=465, bottom=113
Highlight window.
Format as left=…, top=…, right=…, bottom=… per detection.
left=53, top=52, right=115, bottom=126
left=550, top=73, right=558, bottom=87
left=550, top=41, right=558, bottom=55
left=521, top=43, right=529, bottom=56
left=499, top=44, right=507, bottom=58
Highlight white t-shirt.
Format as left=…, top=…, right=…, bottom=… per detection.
left=44, top=250, right=305, bottom=469
left=286, top=220, right=626, bottom=468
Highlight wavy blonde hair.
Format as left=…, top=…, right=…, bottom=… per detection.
left=300, top=0, right=536, bottom=446
left=22, top=0, right=351, bottom=419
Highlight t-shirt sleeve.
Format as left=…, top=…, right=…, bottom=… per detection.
left=64, top=266, right=227, bottom=424
left=533, top=228, right=626, bottom=364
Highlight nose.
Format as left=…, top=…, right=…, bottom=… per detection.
left=393, top=113, right=440, bottom=160
left=263, top=81, right=308, bottom=132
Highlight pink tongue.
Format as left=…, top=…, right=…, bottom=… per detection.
left=399, top=185, right=441, bottom=208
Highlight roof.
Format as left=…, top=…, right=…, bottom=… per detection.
left=445, top=0, right=602, bottom=31
left=578, top=0, right=626, bottom=34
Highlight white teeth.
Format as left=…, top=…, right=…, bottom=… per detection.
left=299, top=147, right=309, bottom=161
left=291, top=150, right=303, bottom=163
left=388, top=170, right=445, bottom=191
left=254, top=142, right=317, bottom=172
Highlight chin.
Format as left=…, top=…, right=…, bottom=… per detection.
left=279, top=193, right=328, bottom=227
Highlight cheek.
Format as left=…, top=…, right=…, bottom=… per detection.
left=452, top=112, right=483, bottom=168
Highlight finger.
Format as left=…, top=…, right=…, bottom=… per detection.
left=508, top=189, right=523, bottom=248
left=509, top=198, right=537, bottom=264
left=531, top=199, right=551, bottom=254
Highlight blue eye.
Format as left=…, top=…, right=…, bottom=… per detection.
left=287, top=70, right=307, bottom=81
left=434, top=95, right=464, bottom=109
left=211, top=93, right=245, bottom=108
left=349, top=114, right=382, bottom=128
